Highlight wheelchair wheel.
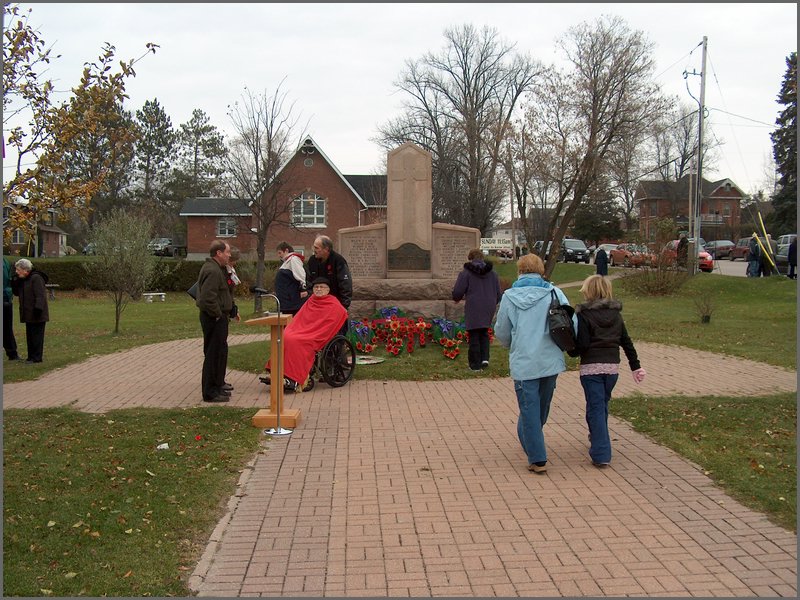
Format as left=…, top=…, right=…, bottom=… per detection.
left=319, top=335, right=355, bottom=388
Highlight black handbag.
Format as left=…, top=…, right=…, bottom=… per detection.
left=547, top=289, right=576, bottom=352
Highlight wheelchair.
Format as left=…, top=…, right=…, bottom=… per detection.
left=301, top=334, right=356, bottom=391
left=259, top=333, right=356, bottom=392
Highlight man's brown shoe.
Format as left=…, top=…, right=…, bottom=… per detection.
left=528, top=462, right=547, bottom=473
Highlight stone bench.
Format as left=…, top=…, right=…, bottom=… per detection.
left=142, top=292, right=166, bottom=303
left=45, top=283, right=60, bottom=300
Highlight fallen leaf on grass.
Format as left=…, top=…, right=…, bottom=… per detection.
left=47, top=521, right=56, bottom=527
left=64, top=572, right=77, bottom=579
left=122, top=570, right=132, bottom=578
left=146, top=469, right=156, bottom=477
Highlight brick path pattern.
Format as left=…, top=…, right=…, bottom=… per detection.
left=3, top=334, right=797, bottom=597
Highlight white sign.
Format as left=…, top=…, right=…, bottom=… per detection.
left=480, top=238, right=512, bottom=250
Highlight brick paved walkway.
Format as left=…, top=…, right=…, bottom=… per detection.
left=3, top=335, right=797, bottom=597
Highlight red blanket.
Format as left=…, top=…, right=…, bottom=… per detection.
left=266, top=294, right=348, bottom=385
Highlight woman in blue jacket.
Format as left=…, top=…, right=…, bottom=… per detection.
left=493, top=253, right=575, bottom=474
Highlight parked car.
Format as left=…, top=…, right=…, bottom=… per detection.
left=703, top=240, right=735, bottom=259
left=608, top=243, right=654, bottom=268
left=777, top=234, right=796, bottom=254
left=729, top=236, right=767, bottom=261
left=587, top=242, right=618, bottom=256
left=148, top=237, right=173, bottom=256
left=558, top=238, right=590, bottom=263
left=596, top=243, right=619, bottom=254
left=729, top=238, right=750, bottom=261
left=662, top=240, right=713, bottom=272
left=532, top=240, right=552, bottom=258
left=82, top=242, right=96, bottom=255
left=774, top=243, right=790, bottom=275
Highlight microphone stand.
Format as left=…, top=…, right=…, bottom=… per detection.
left=253, top=288, right=292, bottom=436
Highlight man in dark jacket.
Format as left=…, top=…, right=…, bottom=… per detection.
left=788, top=238, right=797, bottom=279
left=747, top=234, right=761, bottom=277
left=196, top=240, right=233, bottom=402
left=305, top=235, right=352, bottom=310
left=676, top=234, right=689, bottom=268
left=594, top=247, right=609, bottom=276
left=452, top=249, right=502, bottom=371
left=3, top=257, right=20, bottom=361
left=13, top=258, right=49, bottom=363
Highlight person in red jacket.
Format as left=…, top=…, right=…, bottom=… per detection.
left=265, top=277, right=348, bottom=392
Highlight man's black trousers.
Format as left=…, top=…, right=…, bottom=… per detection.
left=200, top=312, right=229, bottom=400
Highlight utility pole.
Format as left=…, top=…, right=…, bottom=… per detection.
left=694, top=36, right=708, bottom=272
left=684, top=36, right=708, bottom=275
left=507, top=140, right=517, bottom=258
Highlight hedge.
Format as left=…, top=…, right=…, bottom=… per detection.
left=3, top=256, right=281, bottom=295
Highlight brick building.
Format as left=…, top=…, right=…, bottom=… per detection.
left=3, top=205, right=69, bottom=257
left=636, top=175, right=744, bottom=243
left=179, top=137, right=386, bottom=260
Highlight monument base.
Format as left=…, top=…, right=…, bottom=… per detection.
left=252, top=408, right=302, bottom=429
left=350, top=278, right=465, bottom=320
left=387, top=270, right=432, bottom=279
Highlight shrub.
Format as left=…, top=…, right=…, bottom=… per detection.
left=618, top=263, right=690, bottom=296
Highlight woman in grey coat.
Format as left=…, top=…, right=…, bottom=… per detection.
left=452, top=248, right=502, bottom=371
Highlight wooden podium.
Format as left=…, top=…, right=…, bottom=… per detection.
left=245, top=313, right=301, bottom=429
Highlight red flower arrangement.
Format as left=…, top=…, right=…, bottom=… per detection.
left=346, top=308, right=462, bottom=359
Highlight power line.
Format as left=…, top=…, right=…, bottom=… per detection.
left=707, top=108, right=774, bottom=128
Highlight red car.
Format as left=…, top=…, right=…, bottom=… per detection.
left=662, top=240, right=713, bottom=272
left=608, top=243, right=656, bottom=268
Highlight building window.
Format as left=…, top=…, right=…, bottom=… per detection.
left=722, top=203, right=731, bottom=217
left=291, top=192, right=326, bottom=226
left=217, top=218, right=237, bottom=237
left=11, top=229, right=25, bottom=244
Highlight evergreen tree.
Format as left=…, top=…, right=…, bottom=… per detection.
left=174, top=109, right=228, bottom=198
left=134, top=98, right=177, bottom=206
left=769, top=52, right=797, bottom=235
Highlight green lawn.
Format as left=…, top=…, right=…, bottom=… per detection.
left=2, top=268, right=796, bottom=595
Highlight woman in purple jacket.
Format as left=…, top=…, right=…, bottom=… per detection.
left=452, top=249, right=503, bottom=371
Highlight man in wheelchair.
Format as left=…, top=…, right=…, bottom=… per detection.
left=264, top=276, right=350, bottom=392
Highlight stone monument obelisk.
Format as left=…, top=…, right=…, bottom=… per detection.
left=338, top=141, right=481, bottom=319
left=386, top=143, right=432, bottom=278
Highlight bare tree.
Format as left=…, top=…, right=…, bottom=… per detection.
left=524, top=15, right=663, bottom=277
left=223, top=80, right=307, bottom=296
left=607, top=126, right=649, bottom=232
left=502, top=119, right=558, bottom=251
left=376, top=23, right=541, bottom=234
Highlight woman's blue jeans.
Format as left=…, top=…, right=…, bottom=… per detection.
left=514, top=375, right=558, bottom=464
left=580, top=373, right=619, bottom=463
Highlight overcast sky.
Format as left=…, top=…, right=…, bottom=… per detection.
left=8, top=3, right=798, bottom=195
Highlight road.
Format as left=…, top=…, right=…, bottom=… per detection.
left=590, top=255, right=749, bottom=277
left=709, top=257, right=748, bottom=277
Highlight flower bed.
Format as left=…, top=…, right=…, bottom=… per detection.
left=347, top=306, right=491, bottom=360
